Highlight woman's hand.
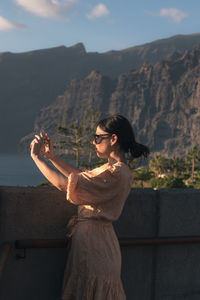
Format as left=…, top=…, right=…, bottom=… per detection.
left=30, top=133, right=45, bottom=158
left=30, top=132, right=54, bottom=160
left=41, top=132, right=54, bottom=160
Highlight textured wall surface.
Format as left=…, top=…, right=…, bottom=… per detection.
left=0, top=186, right=200, bottom=300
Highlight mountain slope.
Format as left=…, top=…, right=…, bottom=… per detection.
left=21, top=46, right=200, bottom=158
left=1, top=33, right=200, bottom=152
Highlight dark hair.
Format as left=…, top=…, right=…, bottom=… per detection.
left=97, top=114, right=150, bottom=160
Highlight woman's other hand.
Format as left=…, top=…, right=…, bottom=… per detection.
left=30, top=132, right=67, bottom=191
left=41, top=132, right=54, bottom=160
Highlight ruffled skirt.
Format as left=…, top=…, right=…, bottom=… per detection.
left=61, top=217, right=126, bottom=300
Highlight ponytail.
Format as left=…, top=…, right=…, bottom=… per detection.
left=129, top=141, right=150, bottom=160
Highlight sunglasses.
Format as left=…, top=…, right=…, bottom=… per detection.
left=93, top=134, right=112, bottom=144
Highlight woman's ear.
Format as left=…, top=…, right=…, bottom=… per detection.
left=110, top=134, right=118, bottom=146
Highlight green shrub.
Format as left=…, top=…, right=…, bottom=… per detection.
left=37, top=181, right=52, bottom=186
left=163, top=175, right=187, bottom=188
left=150, top=177, right=166, bottom=189
left=150, top=175, right=187, bottom=189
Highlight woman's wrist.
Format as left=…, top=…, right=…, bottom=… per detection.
left=31, top=153, right=42, bottom=161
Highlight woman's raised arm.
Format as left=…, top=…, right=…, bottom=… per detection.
left=40, top=132, right=81, bottom=176
left=30, top=134, right=67, bottom=191
left=49, top=156, right=81, bottom=177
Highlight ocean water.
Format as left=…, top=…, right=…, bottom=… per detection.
left=0, top=153, right=45, bottom=186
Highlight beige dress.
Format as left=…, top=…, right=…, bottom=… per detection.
left=61, top=161, right=133, bottom=300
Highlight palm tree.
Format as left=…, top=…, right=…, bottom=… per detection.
left=169, top=156, right=185, bottom=177
left=57, top=120, right=85, bottom=168
left=185, top=146, right=200, bottom=181
left=55, top=108, right=102, bottom=168
left=149, top=154, right=168, bottom=177
left=134, top=166, right=154, bottom=187
left=81, top=108, right=102, bottom=168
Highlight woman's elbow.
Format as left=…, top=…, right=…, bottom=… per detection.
left=55, top=182, right=66, bottom=192
left=57, top=175, right=67, bottom=192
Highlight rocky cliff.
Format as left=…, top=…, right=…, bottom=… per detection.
left=21, top=46, right=200, bottom=158
left=1, top=33, right=200, bottom=152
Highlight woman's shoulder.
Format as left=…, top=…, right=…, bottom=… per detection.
left=84, top=163, right=110, bottom=177
left=108, top=161, right=131, bottom=171
left=84, top=161, right=132, bottom=178
left=111, top=161, right=132, bottom=178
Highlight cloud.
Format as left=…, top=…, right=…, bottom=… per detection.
left=0, top=16, right=26, bottom=31
left=16, top=0, right=77, bottom=20
left=150, top=8, right=188, bottom=23
left=87, top=4, right=110, bottom=20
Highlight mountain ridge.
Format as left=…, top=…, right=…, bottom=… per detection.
left=1, top=33, right=200, bottom=153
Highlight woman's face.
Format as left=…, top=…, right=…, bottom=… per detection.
left=93, top=125, right=116, bottom=158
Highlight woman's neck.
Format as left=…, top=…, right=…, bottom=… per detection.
left=108, top=151, right=126, bottom=165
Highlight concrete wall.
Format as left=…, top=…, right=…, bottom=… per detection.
left=0, top=186, right=200, bottom=300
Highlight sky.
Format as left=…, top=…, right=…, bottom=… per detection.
left=0, top=0, right=199, bottom=53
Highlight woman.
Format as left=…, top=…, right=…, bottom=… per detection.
left=30, top=114, right=150, bottom=300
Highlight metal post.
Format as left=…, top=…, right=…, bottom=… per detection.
left=0, top=242, right=12, bottom=280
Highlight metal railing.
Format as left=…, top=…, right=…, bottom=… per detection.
left=14, top=235, right=200, bottom=259
left=119, top=236, right=200, bottom=246
left=1, top=236, right=200, bottom=271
